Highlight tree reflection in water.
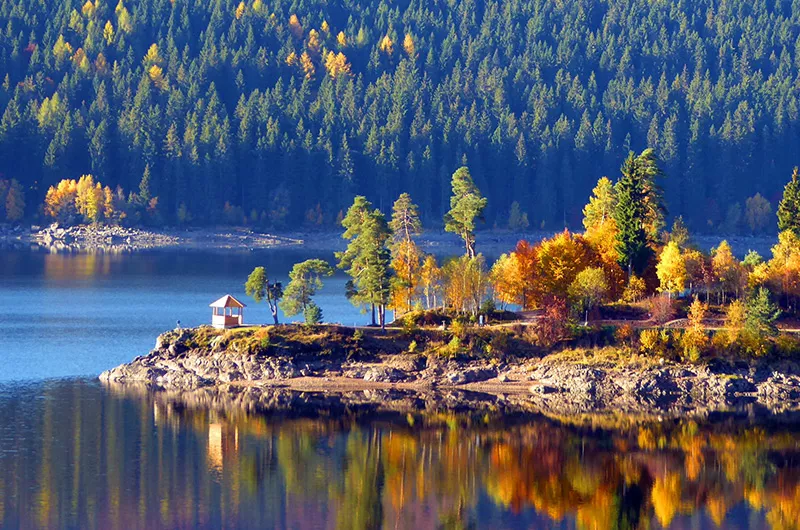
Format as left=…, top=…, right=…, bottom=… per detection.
left=1, top=380, right=800, bottom=529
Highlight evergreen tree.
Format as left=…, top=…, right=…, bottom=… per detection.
left=337, top=196, right=393, bottom=328
left=279, top=259, right=333, bottom=319
left=778, top=167, right=800, bottom=236
left=244, top=266, right=284, bottom=325
left=614, top=153, right=652, bottom=276
left=444, top=166, right=487, bottom=258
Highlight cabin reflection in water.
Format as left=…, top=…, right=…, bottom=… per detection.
left=2, top=381, right=800, bottom=529
left=207, top=422, right=239, bottom=475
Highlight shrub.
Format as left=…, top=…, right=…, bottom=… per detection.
left=639, top=329, right=662, bottom=356
left=489, top=331, right=510, bottom=357
left=304, top=303, right=323, bottom=325
left=648, top=295, right=675, bottom=325
left=408, top=340, right=418, bottom=353
left=615, top=323, right=635, bottom=347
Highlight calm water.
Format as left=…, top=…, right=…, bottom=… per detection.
left=1, top=247, right=800, bottom=529
left=0, top=248, right=370, bottom=381
left=0, top=379, right=799, bottom=530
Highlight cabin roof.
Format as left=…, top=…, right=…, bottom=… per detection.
left=209, top=294, right=246, bottom=308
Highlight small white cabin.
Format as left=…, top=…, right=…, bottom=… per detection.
left=210, top=295, right=246, bottom=329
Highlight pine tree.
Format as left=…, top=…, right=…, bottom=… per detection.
left=337, top=196, right=393, bottom=327
left=778, top=167, right=800, bottom=236
left=245, top=266, right=284, bottom=325
left=279, top=259, right=333, bottom=318
left=444, top=166, right=487, bottom=258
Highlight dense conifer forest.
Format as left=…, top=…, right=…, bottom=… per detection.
left=1, top=0, right=800, bottom=230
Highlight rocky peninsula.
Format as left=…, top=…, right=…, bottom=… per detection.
left=100, top=325, right=800, bottom=420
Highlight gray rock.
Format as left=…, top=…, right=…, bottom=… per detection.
left=446, top=366, right=497, bottom=384
left=364, top=367, right=407, bottom=383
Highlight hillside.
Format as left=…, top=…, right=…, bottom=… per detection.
left=1, top=0, right=799, bottom=229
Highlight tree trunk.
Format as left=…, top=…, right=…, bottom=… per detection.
left=371, top=304, right=376, bottom=326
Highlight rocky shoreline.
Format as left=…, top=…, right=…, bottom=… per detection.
left=0, top=223, right=303, bottom=252
left=100, top=326, right=800, bottom=419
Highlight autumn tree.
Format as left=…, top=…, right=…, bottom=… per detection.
left=442, top=254, right=488, bottom=315
left=711, top=241, right=745, bottom=303
left=568, top=267, right=609, bottom=324
left=778, top=168, right=800, bottom=236
left=44, top=179, right=79, bottom=223
left=444, top=166, right=487, bottom=258
left=532, top=230, right=596, bottom=305
left=490, top=253, right=523, bottom=309
left=419, top=254, right=442, bottom=309
left=279, top=259, right=333, bottom=319
left=388, top=193, right=422, bottom=315
left=656, top=241, right=687, bottom=297
left=245, top=266, right=284, bottom=325
left=582, top=176, right=616, bottom=231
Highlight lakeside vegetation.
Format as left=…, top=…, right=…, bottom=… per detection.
left=1, top=0, right=800, bottom=231
left=238, top=152, right=800, bottom=362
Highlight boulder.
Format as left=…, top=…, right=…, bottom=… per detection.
left=446, top=366, right=497, bottom=384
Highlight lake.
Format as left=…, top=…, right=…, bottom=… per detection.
left=1, top=246, right=799, bottom=530
left=0, top=248, right=371, bottom=381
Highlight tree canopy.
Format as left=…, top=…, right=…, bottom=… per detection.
left=2, top=0, right=798, bottom=228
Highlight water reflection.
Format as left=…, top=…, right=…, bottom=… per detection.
left=2, top=380, right=800, bottom=529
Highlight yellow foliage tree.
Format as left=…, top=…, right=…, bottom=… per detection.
left=442, top=255, right=488, bottom=315
left=419, top=254, right=442, bottom=309
left=379, top=35, right=394, bottom=54
left=490, top=253, right=523, bottom=309
left=288, top=14, right=302, bottom=38
left=103, top=21, right=114, bottom=44
left=337, top=31, right=347, bottom=47
left=324, top=51, right=352, bottom=78
left=307, top=29, right=320, bottom=52
left=299, top=52, right=315, bottom=78
left=321, top=20, right=330, bottom=34
left=234, top=1, right=246, bottom=19
left=44, top=179, right=79, bottom=222
left=148, top=65, right=167, bottom=89
left=712, top=240, right=745, bottom=303
left=389, top=239, right=422, bottom=315
left=403, top=33, right=415, bottom=57
left=285, top=51, right=297, bottom=66
left=656, top=241, right=687, bottom=296
left=53, top=35, right=74, bottom=61
left=81, top=1, right=95, bottom=18
left=75, top=175, right=104, bottom=223
left=533, top=230, right=595, bottom=304
left=5, top=179, right=25, bottom=221
left=143, top=43, right=161, bottom=67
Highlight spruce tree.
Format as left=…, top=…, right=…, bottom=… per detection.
left=614, top=153, right=652, bottom=276
left=778, top=167, right=800, bottom=236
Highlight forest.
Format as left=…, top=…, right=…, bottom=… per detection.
left=1, top=0, right=800, bottom=230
